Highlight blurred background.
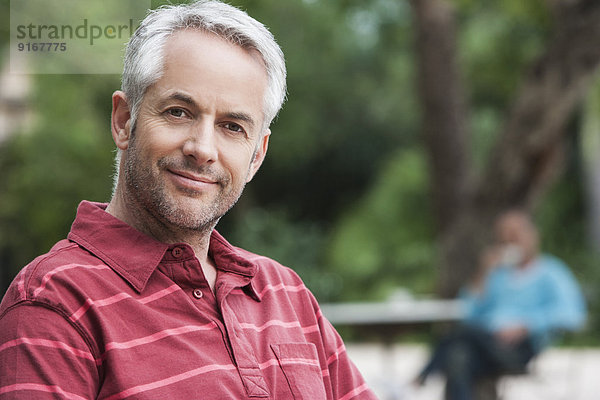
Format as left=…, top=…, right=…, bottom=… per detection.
left=1, top=0, right=600, bottom=397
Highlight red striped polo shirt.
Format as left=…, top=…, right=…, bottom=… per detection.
left=0, top=201, right=375, bottom=399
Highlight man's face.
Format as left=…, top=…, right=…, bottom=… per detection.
left=495, top=213, right=539, bottom=264
left=121, top=30, right=269, bottom=233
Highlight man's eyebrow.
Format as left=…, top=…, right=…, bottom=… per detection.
left=164, top=92, right=196, bottom=105
left=225, top=112, right=256, bottom=130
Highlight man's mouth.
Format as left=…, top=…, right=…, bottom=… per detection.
left=167, top=169, right=219, bottom=191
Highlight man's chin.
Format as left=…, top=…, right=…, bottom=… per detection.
left=161, top=210, right=221, bottom=233
left=157, top=197, right=227, bottom=230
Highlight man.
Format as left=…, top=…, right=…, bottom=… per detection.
left=415, top=210, right=586, bottom=400
left=0, top=2, right=376, bottom=399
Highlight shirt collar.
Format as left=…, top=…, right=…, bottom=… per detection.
left=209, top=230, right=261, bottom=302
left=68, top=201, right=169, bottom=293
left=67, top=201, right=260, bottom=300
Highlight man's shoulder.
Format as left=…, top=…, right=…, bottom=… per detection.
left=536, top=253, right=580, bottom=282
left=231, top=245, right=321, bottom=315
left=538, top=253, right=569, bottom=272
left=1, top=238, right=111, bottom=314
left=233, top=245, right=305, bottom=286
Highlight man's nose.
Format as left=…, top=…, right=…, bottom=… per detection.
left=182, top=120, right=218, bottom=164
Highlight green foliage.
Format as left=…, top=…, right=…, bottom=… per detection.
left=326, top=149, right=435, bottom=301
left=458, top=0, right=551, bottom=170
left=0, top=74, right=116, bottom=272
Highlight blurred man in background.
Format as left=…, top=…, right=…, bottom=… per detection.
left=0, top=1, right=375, bottom=398
left=415, top=210, right=586, bottom=400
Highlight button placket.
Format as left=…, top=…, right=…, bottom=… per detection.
left=221, top=301, right=269, bottom=398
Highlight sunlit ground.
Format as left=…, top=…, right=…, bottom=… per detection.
left=346, top=343, right=600, bottom=400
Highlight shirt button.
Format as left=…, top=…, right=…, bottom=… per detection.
left=172, top=247, right=183, bottom=258
left=193, top=289, right=203, bottom=299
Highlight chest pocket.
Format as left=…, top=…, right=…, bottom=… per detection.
left=271, top=343, right=328, bottom=400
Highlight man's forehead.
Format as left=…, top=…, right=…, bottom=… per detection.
left=164, top=28, right=265, bottom=67
left=160, top=30, right=267, bottom=86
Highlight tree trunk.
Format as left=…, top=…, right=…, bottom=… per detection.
left=409, top=0, right=474, bottom=295
left=409, top=0, right=471, bottom=235
left=581, top=78, right=600, bottom=250
left=410, top=0, right=600, bottom=297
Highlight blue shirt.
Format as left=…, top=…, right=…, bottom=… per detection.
left=461, top=254, right=586, bottom=350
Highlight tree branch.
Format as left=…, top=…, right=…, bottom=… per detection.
left=477, top=0, right=600, bottom=213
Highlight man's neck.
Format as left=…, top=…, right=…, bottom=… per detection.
left=105, top=188, right=213, bottom=268
left=518, top=253, right=539, bottom=270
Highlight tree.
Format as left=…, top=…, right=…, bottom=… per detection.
left=581, top=80, right=600, bottom=250
left=410, top=0, right=600, bottom=297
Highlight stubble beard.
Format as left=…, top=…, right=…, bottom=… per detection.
left=123, top=139, right=246, bottom=235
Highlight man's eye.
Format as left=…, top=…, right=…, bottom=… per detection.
left=223, top=123, right=244, bottom=133
left=167, top=108, right=186, bottom=118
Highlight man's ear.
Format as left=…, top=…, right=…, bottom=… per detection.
left=246, top=129, right=270, bottom=183
left=111, top=91, right=132, bottom=150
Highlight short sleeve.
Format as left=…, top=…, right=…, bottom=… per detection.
left=0, top=302, right=100, bottom=399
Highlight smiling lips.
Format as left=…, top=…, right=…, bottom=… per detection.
left=168, top=169, right=219, bottom=191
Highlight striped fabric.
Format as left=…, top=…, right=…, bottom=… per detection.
left=0, top=201, right=375, bottom=399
